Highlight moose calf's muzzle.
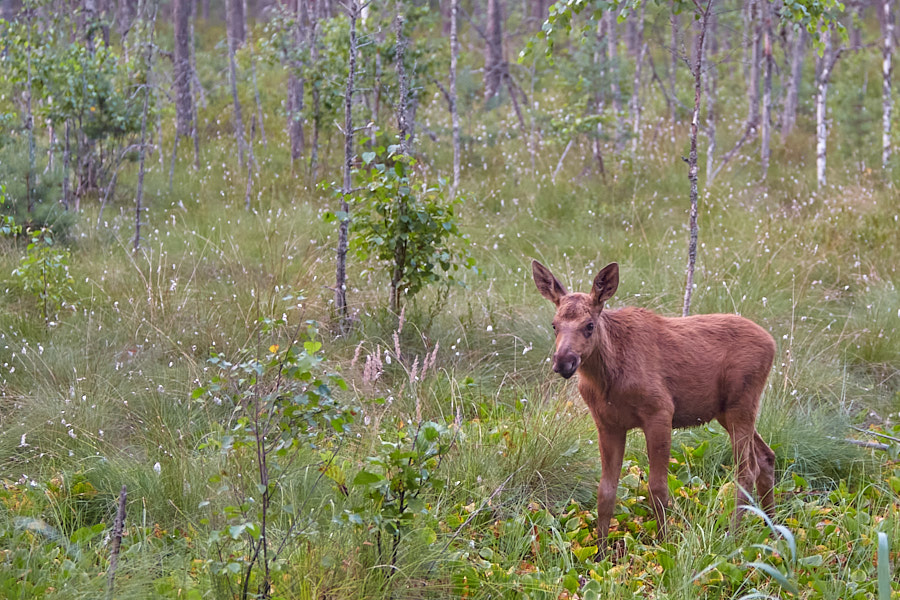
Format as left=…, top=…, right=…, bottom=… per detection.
left=552, top=353, right=580, bottom=379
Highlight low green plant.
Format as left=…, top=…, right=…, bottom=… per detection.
left=0, top=184, right=21, bottom=236
left=349, top=415, right=455, bottom=580
left=12, top=227, right=75, bottom=325
left=194, top=319, right=352, bottom=600
left=348, top=148, right=476, bottom=312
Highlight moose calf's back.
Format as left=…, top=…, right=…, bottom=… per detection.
left=583, top=308, right=776, bottom=430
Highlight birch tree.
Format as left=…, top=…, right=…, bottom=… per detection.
left=287, top=0, right=305, bottom=165
left=882, top=0, right=894, bottom=169
left=781, top=27, right=806, bottom=140
left=170, top=0, right=193, bottom=188
left=484, top=0, right=504, bottom=100
left=760, top=0, right=773, bottom=178
left=629, top=1, right=645, bottom=154
left=335, top=0, right=362, bottom=326
left=606, top=10, right=624, bottom=150
left=134, top=0, right=159, bottom=251
left=682, top=0, right=713, bottom=317
left=449, top=0, right=461, bottom=197
left=816, top=29, right=841, bottom=189
left=226, top=0, right=248, bottom=169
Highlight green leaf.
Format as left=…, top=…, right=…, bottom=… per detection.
left=746, top=562, right=799, bottom=595
left=352, top=470, right=384, bottom=486
left=877, top=532, right=891, bottom=600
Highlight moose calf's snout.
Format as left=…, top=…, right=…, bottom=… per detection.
left=552, top=354, right=580, bottom=379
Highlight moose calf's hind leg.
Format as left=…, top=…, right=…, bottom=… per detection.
left=644, top=420, right=674, bottom=538
left=719, top=413, right=761, bottom=530
left=754, top=432, right=776, bottom=516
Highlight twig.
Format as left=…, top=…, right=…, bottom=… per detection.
left=552, top=138, right=575, bottom=183
left=106, top=485, right=128, bottom=600
left=829, top=436, right=890, bottom=451
left=851, top=426, right=900, bottom=444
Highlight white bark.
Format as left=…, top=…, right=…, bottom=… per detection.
left=760, top=0, right=773, bottom=179
left=606, top=10, right=623, bottom=150
left=746, top=0, right=760, bottom=130
left=225, top=0, right=247, bottom=169
left=703, top=15, right=717, bottom=180
left=883, top=0, right=894, bottom=169
left=816, top=30, right=834, bottom=189
left=630, top=2, right=645, bottom=154
left=450, top=0, right=461, bottom=196
left=135, top=0, right=159, bottom=252
left=781, top=27, right=805, bottom=140
left=335, top=0, right=359, bottom=325
left=683, top=0, right=712, bottom=318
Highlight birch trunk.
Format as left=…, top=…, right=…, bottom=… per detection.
left=670, top=8, right=678, bottom=125
left=172, top=0, right=192, bottom=187
left=287, top=0, right=305, bottom=163
left=226, top=0, right=247, bottom=169
left=135, top=0, right=159, bottom=252
left=190, top=19, right=201, bottom=169
left=395, top=14, right=411, bottom=156
left=746, top=0, right=760, bottom=130
left=703, top=14, right=717, bottom=180
left=780, top=27, right=805, bottom=140
left=309, top=12, right=320, bottom=181
left=391, top=13, right=411, bottom=313
left=760, top=0, right=773, bottom=179
left=25, top=5, right=35, bottom=214
left=246, top=2, right=267, bottom=150
left=593, top=17, right=606, bottom=179
left=816, top=30, right=834, bottom=189
left=883, top=0, right=894, bottom=169
left=606, top=10, right=623, bottom=150
left=229, top=0, right=245, bottom=45
left=683, top=0, right=712, bottom=318
left=630, top=2, right=645, bottom=154
left=484, top=0, right=504, bottom=100
left=335, top=0, right=359, bottom=325
left=62, top=121, right=70, bottom=210
left=450, top=0, right=461, bottom=197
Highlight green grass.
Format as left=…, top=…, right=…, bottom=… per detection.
left=2, top=11, right=900, bottom=600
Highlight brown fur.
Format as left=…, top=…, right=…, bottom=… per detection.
left=533, top=260, right=776, bottom=555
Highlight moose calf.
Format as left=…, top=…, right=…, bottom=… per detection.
left=532, top=260, right=776, bottom=554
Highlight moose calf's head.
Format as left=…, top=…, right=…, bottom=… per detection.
left=532, top=260, right=619, bottom=379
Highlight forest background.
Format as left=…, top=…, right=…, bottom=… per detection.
left=0, top=0, right=899, bottom=597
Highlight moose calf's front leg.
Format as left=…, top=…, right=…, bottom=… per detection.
left=596, top=428, right=626, bottom=557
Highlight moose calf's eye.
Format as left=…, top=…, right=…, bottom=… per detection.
left=585, top=322, right=594, bottom=334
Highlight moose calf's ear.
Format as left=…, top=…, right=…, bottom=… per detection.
left=591, top=262, right=619, bottom=306
left=532, top=260, right=568, bottom=306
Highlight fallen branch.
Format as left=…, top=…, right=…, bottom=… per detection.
left=830, top=436, right=890, bottom=451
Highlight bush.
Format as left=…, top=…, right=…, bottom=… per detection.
left=347, top=148, right=477, bottom=312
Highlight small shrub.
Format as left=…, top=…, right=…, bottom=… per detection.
left=194, top=320, right=353, bottom=600
left=348, top=417, right=455, bottom=578
left=348, top=148, right=476, bottom=312
left=12, top=228, right=75, bottom=325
